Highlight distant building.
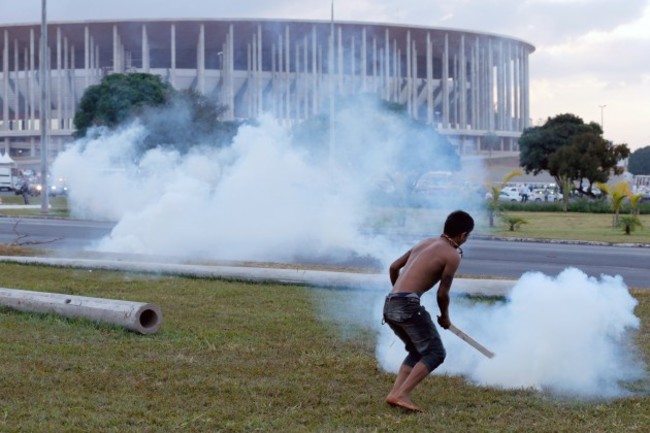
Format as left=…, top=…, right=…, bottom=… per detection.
left=0, top=19, right=535, bottom=159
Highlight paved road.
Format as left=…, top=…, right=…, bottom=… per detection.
left=460, top=238, right=650, bottom=288
left=0, top=217, right=113, bottom=250
left=1, top=217, right=648, bottom=288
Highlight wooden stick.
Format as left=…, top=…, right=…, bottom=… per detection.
left=448, top=324, right=495, bottom=359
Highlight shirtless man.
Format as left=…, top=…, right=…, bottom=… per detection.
left=383, top=210, right=474, bottom=412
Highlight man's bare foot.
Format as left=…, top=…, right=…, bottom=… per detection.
left=385, top=395, right=423, bottom=413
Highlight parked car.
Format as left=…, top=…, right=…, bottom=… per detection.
left=28, top=177, right=69, bottom=197
left=498, top=189, right=521, bottom=202
left=48, top=177, right=69, bottom=196
left=13, top=178, right=40, bottom=197
left=531, top=189, right=563, bottom=202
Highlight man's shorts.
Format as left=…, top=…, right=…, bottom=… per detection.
left=383, top=293, right=446, bottom=371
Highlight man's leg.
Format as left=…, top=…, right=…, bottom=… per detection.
left=387, top=364, right=412, bottom=398
left=386, top=307, right=445, bottom=412
left=386, top=361, right=429, bottom=411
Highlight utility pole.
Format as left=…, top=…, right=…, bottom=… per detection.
left=328, top=0, right=335, bottom=155
left=39, top=0, right=49, bottom=214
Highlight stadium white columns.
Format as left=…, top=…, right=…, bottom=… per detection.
left=257, top=25, right=263, bottom=116
left=3, top=30, right=8, bottom=136
left=0, top=20, right=534, bottom=156
left=29, top=29, right=35, bottom=131
left=426, top=33, right=432, bottom=124
left=459, top=35, right=467, bottom=129
left=112, top=25, right=117, bottom=70
left=227, top=24, right=234, bottom=119
left=283, top=31, right=288, bottom=117
left=56, top=27, right=61, bottom=130
left=40, top=0, right=49, bottom=213
left=197, top=24, right=205, bottom=94
left=14, top=39, right=19, bottom=133
left=142, top=25, right=150, bottom=73
left=442, top=33, right=449, bottom=129
left=170, top=24, right=176, bottom=87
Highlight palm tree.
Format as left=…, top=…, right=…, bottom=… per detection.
left=628, top=192, right=644, bottom=216
left=619, top=215, right=643, bottom=235
left=486, top=169, right=522, bottom=228
left=504, top=215, right=528, bottom=231
left=596, top=182, right=630, bottom=227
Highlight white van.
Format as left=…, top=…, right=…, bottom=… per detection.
left=0, top=165, right=19, bottom=191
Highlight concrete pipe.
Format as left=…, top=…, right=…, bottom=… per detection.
left=0, top=288, right=163, bottom=334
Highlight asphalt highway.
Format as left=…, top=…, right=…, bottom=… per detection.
left=0, top=216, right=648, bottom=288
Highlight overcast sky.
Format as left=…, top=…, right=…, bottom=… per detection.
left=1, top=0, right=648, bottom=150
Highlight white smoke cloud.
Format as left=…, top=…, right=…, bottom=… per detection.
left=52, top=99, right=481, bottom=265
left=376, top=267, right=645, bottom=398
left=49, top=90, right=646, bottom=398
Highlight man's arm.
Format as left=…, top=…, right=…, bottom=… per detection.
left=389, top=250, right=411, bottom=286
left=436, top=258, right=460, bottom=329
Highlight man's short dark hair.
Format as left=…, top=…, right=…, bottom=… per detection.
left=443, top=210, right=474, bottom=237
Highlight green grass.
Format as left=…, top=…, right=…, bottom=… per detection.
left=369, top=207, right=650, bottom=245
left=486, top=212, right=650, bottom=244
left=0, top=194, right=70, bottom=217
left=0, top=263, right=648, bottom=432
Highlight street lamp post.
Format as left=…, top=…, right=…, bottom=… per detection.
left=328, top=0, right=335, bottom=156
left=598, top=104, right=606, bottom=133
left=39, top=0, right=49, bottom=214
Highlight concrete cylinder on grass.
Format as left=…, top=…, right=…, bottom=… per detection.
left=0, top=288, right=163, bottom=334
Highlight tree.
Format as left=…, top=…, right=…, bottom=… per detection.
left=548, top=131, right=630, bottom=196
left=504, top=215, right=528, bottom=232
left=628, top=146, right=650, bottom=175
left=596, top=182, right=630, bottom=227
left=559, top=175, right=571, bottom=212
left=74, top=74, right=236, bottom=155
left=618, top=215, right=643, bottom=235
left=74, top=73, right=174, bottom=137
left=138, top=88, right=233, bottom=154
left=519, top=113, right=629, bottom=197
left=485, top=169, right=522, bottom=227
left=519, top=114, right=597, bottom=179
left=628, top=193, right=644, bottom=216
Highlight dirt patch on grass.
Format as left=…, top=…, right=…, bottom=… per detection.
left=0, top=244, right=44, bottom=256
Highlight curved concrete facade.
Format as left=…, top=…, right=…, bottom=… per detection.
left=0, top=19, right=535, bottom=159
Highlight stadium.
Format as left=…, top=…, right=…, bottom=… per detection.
left=0, top=18, right=535, bottom=160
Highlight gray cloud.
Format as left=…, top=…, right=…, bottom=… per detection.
left=417, top=0, right=648, bottom=45
left=533, top=37, right=650, bottom=84
left=2, top=1, right=646, bottom=48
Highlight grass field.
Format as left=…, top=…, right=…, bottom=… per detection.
left=0, top=200, right=648, bottom=431
left=0, top=263, right=648, bottom=432
left=0, top=194, right=70, bottom=218
left=485, top=212, right=650, bottom=244
left=369, top=207, right=650, bottom=245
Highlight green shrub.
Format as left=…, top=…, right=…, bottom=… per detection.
left=502, top=214, right=528, bottom=231
left=618, top=215, right=643, bottom=235
left=567, top=198, right=611, bottom=213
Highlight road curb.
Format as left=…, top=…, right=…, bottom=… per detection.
left=0, top=255, right=515, bottom=296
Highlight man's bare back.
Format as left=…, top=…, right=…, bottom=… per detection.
left=389, top=236, right=462, bottom=296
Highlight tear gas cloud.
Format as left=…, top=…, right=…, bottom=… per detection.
left=375, top=267, right=645, bottom=398
left=51, top=94, right=645, bottom=398
left=51, top=90, right=646, bottom=399
left=52, top=97, right=484, bottom=265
